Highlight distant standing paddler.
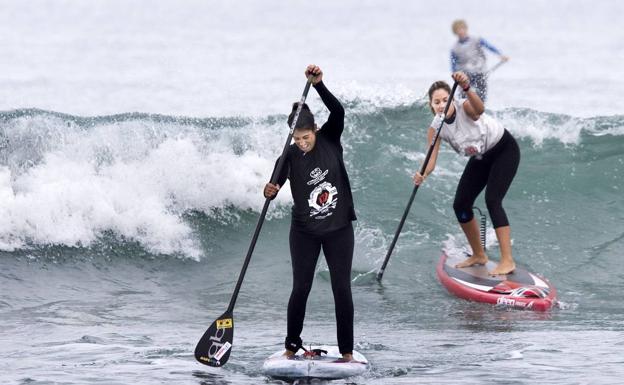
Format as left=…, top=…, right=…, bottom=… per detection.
left=450, top=19, right=509, bottom=102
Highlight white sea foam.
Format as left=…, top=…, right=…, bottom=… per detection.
left=493, top=109, right=624, bottom=145
left=0, top=115, right=293, bottom=257
left=442, top=228, right=498, bottom=259
left=0, top=0, right=622, bottom=257
left=494, top=109, right=585, bottom=146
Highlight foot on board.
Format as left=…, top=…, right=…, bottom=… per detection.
left=489, top=261, right=516, bottom=276
left=455, top=254, right=489, bottom=268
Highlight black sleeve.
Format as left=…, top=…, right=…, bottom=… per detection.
left=267, top=153, right=289, bottom=199
left=314, top=81, right=345, bottom=142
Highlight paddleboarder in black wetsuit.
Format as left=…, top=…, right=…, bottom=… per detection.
left=264, top=65, right=357, bottom=362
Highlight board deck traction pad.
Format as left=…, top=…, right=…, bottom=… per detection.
left=437, top=252, right=556, bottom=311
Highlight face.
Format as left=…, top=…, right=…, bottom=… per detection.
left=293, top=127, right=317, bottom=153
left=454, top=26, right=468, bottom=39
left=430, top=88, right=455, bottom=116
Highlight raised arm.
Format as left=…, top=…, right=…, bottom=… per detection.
left=452, top=71, right=484, bottom=120
left=315, top=81, right=345, bottom=138
left=305, top=64, right=345, bottom=141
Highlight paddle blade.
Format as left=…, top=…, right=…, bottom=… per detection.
left=194, top=310, right=234, bottom=367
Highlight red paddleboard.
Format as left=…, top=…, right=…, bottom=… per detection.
left=436, top=252, right=557, bottom=311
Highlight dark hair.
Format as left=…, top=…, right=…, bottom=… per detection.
left=287, top=102, right=315, bottom=130
left=427, top=81, right=451, bottom=114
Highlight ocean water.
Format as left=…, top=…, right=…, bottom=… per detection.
left=1, top=1, right=623, bottom=384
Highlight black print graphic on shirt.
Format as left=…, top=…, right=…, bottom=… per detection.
left=308, top=181, right=338, bottom=218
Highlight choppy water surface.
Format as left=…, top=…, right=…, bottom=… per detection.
left=1, top=1, right=623, bottom=384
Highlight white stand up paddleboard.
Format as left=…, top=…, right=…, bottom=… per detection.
left=262, top=345, right=369, bottom=381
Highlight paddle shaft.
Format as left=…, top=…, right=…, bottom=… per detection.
left=226, top=77, right=313, bottom=312
left=195, top=77, right=315, bottom=367
left=376, top=81, right=458, bottom=281
left=485, top=59, right=506, bottom=77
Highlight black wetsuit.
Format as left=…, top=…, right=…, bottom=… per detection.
left=453, top=129, right=520, bottom=228
left=272, top=81, right=356, bottom=355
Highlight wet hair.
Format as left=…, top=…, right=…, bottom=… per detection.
left=287, top=102, right=315, bottom=130
left=452, top=19, right=467, bottom=34
left=427, top=81, right=451, bottom=114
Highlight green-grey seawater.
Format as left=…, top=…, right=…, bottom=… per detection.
left=1, top=105, right=622, bottom=384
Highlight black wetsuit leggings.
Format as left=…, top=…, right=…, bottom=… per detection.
left=453, top=130, right=520, bottom=228
left=285, top=223, right=354, bottom=355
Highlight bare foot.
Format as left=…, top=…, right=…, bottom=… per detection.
left=283, top=350, right=295, bottom=358
left=337, top=353, right=363, bottom=363
left=455, top=254, right=488, bottom=268
left=489, top=260, right=516, bottom=276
